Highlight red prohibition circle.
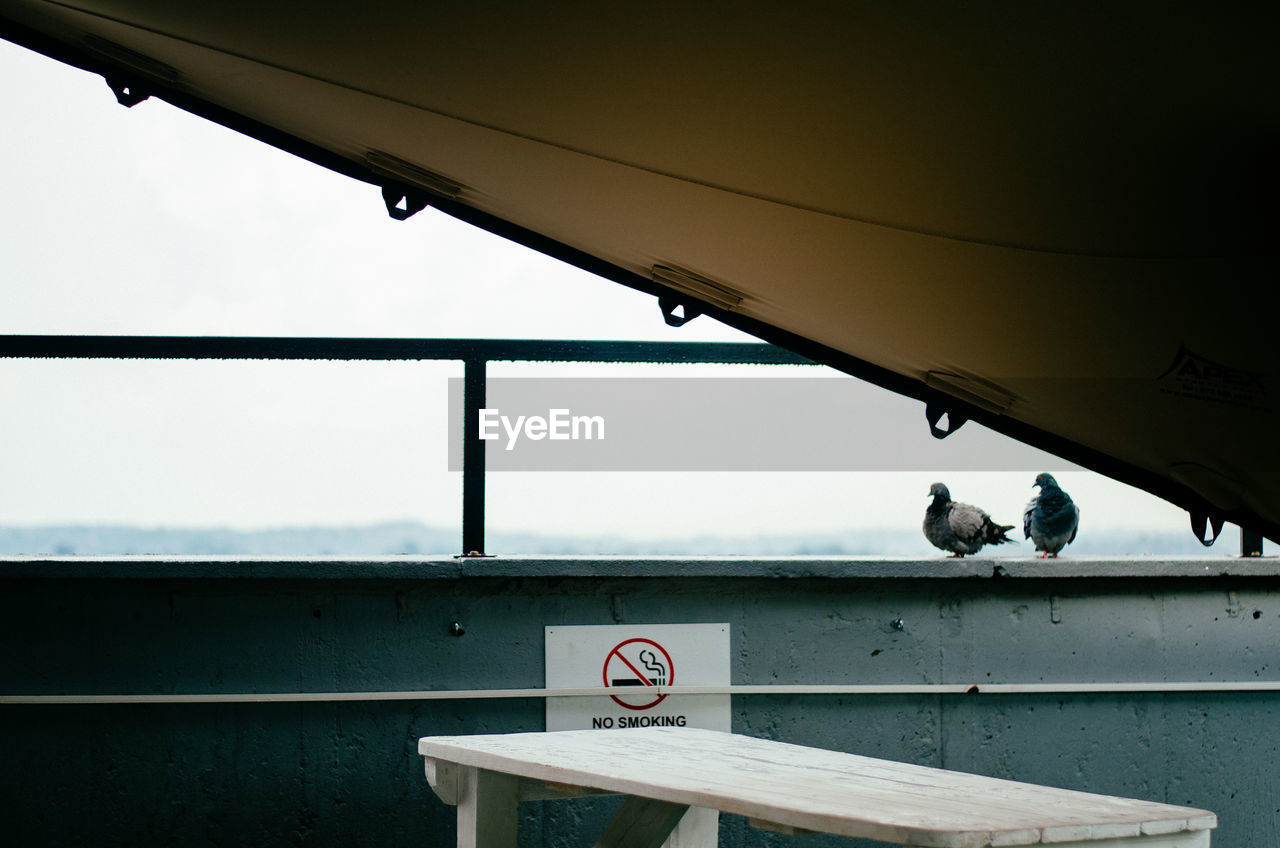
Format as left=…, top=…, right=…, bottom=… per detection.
left=602, top=637, right=674, bottom=711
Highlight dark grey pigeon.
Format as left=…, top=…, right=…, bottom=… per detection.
left=1023, top=472, right=1080, bottom=557
left=923, top=482, right=1015, bottom=557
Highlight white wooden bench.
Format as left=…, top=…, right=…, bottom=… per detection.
left=418, top=727, right=1215, bottom=847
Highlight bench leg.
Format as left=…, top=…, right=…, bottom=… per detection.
left=593, top=796, right=690, bottom=848
left=663, top=807, right=719, bottom=848
left=457, top=767, right=519, bottom=848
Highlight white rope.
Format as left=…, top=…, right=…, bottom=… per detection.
left=4, top=680, right=1280, bottom=705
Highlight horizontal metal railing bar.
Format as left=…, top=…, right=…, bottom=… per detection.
left=0, top=335, right=817, bottom=365
left=4, top=681, right=1280, bottom=705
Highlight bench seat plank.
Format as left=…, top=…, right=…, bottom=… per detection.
left=419, top=728, right=1214, bottom=848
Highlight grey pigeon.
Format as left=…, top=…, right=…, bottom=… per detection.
left=923, top=482, right=1015, bottom=557
left=1023, top=472, right=1079, bottom=557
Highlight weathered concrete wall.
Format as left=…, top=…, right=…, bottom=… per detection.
left=1, top=557, right=1277, bottom=847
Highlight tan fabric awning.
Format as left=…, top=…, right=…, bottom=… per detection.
left=2, top=3, right=1276, bottom=538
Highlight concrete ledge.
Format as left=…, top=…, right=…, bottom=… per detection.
left=0, top=555, right=1277, bottom=580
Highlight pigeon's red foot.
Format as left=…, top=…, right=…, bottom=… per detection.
left=1037, top=552, right=1059, bottom=558
left=949, top=553, right=964, bottom=558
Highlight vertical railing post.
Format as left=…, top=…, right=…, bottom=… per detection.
left=462, top=357, right=487, bottom=556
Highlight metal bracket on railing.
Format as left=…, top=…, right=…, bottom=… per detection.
left=1190, top=510, right=1225, bottom=547
left=105, top=76, right=149, bottom=107
left=381, top=185, right=430, bottom=221
left=658, top=296, right=702, bottom=327
left=925, top=402, right=967, bottom=439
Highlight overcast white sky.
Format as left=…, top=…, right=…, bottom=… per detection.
left=0, top=41, right=1204, bottom=550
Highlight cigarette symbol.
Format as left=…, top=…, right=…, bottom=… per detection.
left=608, top=648, right=667, bottom=687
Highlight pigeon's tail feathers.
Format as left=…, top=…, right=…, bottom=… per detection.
left=985, top=521, right=1016, bottom=545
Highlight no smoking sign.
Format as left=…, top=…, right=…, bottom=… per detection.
left=604, top=637, right=674, bottom=710
left=546, top=623, right=729, bottom=732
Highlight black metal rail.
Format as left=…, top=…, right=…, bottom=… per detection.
left=0, top=335, right=813, bottom=364
left=0, top=335, right=816, bottom=555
